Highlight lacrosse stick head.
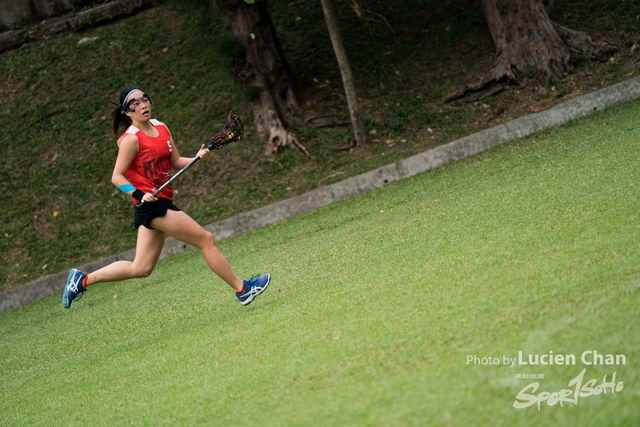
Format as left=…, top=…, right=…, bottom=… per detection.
left=208, top=112, right=244, bottom=150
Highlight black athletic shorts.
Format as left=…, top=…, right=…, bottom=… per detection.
left=134, top=198, right=181, bottom=230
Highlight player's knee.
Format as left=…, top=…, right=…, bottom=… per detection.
left=134, top=264, right=154, bottom=278
left=202, top=231, right=217, bottom=248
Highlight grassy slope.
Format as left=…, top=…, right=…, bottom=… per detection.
left=1, top=0, right=639, bottom=292
left=0, top=94, right=638, bottom=426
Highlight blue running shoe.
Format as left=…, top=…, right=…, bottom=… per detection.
left=236, top=274, right=271, bottom=306
left=62, top=268, right=87, bottom=309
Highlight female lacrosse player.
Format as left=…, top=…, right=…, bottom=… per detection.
left=63, top=86, right=270, bottom=308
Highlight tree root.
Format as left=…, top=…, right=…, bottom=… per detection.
left=443, top=53, right=517, bottom=103
left=444, top=13, right=617, bottom=104
left=553, top=24, right=617, bottom=62
left=255, top=102, right=308, bottom=156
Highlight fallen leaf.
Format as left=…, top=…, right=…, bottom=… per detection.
left=529, top=98, right=554, bottom=113
left=78, top=36, right=98, bottom=45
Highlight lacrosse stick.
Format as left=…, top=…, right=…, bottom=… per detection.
left=135, top=112, right=244, bottom=207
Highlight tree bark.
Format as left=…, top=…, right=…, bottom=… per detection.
left=444, top=0, right=617, bottom=103
left=223, top=0, right=308, bottom=155
left=319, top=0, right=367, bottom=147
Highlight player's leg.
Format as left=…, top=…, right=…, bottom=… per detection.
left=63, top=227, right=165, bottom=308
left=85, top=227, right=165, bottom=285
left=150, top=209, right=244, bottom=292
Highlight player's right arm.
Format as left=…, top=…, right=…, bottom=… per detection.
left=111, top=134, right=154, bottom=202
left=111, top=133, right=138, bottom=189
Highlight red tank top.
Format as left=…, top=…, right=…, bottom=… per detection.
left=117, top=119, right=174, bottom=203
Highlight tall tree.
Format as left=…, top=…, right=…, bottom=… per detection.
left=445, top=0, right=617, bottom=102
left=222, top=0, right=308, bottom=155
left=319, top=0, right=367, bottom=147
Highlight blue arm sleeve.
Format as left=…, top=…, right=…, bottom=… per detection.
left=117, top=184, right=136, bottom=193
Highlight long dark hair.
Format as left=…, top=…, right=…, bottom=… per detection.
left=111, top=86, right=145, bottom=135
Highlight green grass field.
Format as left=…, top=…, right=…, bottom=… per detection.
left=1, top=100, right=639, bottom=426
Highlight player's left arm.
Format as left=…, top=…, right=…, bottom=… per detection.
left=168, top=131, right=210, bottom=171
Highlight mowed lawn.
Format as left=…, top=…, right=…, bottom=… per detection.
left=1, top=100, right=639, bottom=426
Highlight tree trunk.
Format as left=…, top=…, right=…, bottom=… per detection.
left=444, top=0, right=617, bottom=102
left=319, top=0, right=367, bottom=147
left=223, top=0, right=308, bottom=156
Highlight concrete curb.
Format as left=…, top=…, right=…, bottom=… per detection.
left=2, top=75, right=639, bottom=312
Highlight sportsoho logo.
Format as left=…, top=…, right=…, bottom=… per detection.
left=466, top=350, right=627, bottom=410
